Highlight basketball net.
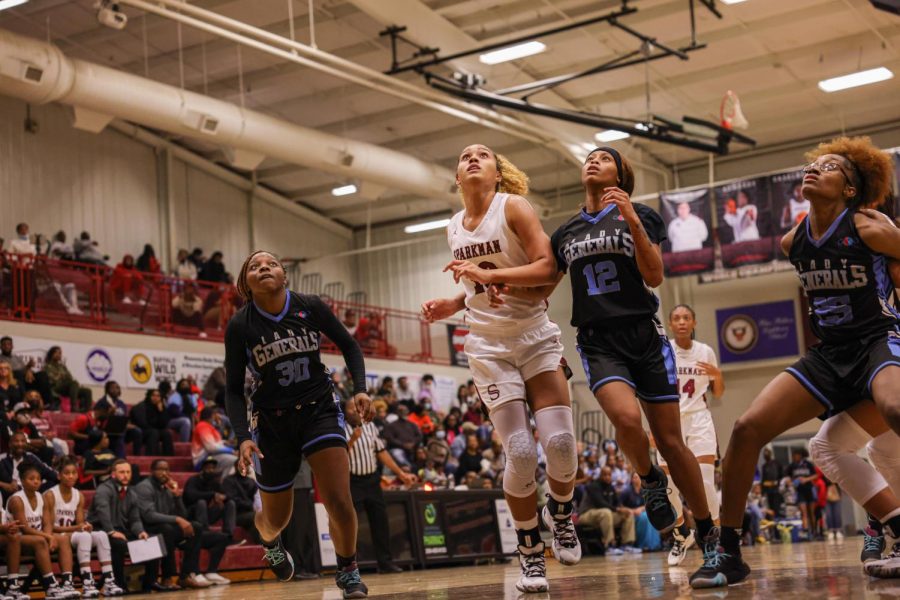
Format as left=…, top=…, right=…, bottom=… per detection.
left=720, top=90, right=749, bottom=130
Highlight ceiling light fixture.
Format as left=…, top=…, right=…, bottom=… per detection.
left=404, top=218, right=451, bottom=234
left=479, top=41, right=546, bottom=65
left=331, top=184, right=357, bottom=196
left=595, top=130, right=630, bottom=143
left=818, top=67, right=893, bottom=92
left=720, top=0, right=749, bottom=4
left=0, top=0, right=28, bottom=11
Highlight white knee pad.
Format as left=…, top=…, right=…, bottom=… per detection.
left=867, top=432, right=900, bottom=499
left=809, top=412, right=886, bottom=506
left=91, top=531, right=112, bottom=563
left=535, top=406, right=577, bottom=483
left=490, top=402, right=539, bottom=498
left=700, top=463, right=719, bottom=521
left=71, top=531, right=93, bottom=566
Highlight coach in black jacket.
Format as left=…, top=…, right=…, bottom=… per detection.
left=0, top=431, right=57, bottom=503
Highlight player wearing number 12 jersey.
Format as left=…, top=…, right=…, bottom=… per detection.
left=224, top=251, right=372, bottom=599
left=549, top=146, right=716, bottom=561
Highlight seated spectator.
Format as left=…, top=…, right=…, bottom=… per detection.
left=417, top=374, right=436, bottom=405
left=455, top=385, right=468, bottom=412
left=443, top=411, right=462, bottom=446
left=129, top=389, right=174, bottom=456
left=341, top=309, right=358, bottom=337
left=395, top=376, right=415, bottom=411
left=222, top=469, right=259, bottom=543
left=73, top=231, right=108, bottom=266
left=44, top=345, right=92, bottom=412
left=0, top=359, right=24, bottom=413
left=87, top=460, right=156, bottom=592
left=481, top=434, right=505, bottom=483
left=191, top=407, right=237, bottom=478
left=8, top=223, right=36, bottom=256
left=167, top=378, right=197, bottom=443
left=576, top=466, right=639, bottom=555
left=599, top=439, right=619, bottom=469
left=0, top=336, right=32, bottom=378
left=135, top=459, right=229, bottom=588
left=620, top=472, right=661, bottom=551
left=0, top=432, right=58, bottom=504
left=461, top=396, right=484, bottom=426
left=136, top=244, right=161, bottom=276
left=383, top=405, right=422, bottom=468
left=455, top=434, right=485, bottom=485
left=69, top=400, right=113, bottom=456
left=451, top=422, right=478, bottom=459
left=611, top=455, right=631, bottom=494
left=172, top=285, right=207, bottom=337
left=189, top=247, right=205, bottom=270
left=184, top=457, right=237, bottom=543
left=419, top=459, right=452, bottom=489
left=173, top=249, right=198, bottom=280
left=48, top=231, right=75, bottom=261
left=426, top=430, right=451, bottom=467
left=375, top=376, right=395, bottom=404
left=8, top=401, right=55, bottom=464
left=25, top=392, right=70, bottom=457
left=109, top=254, right=145, bottom=306
left=2, top=337, right=53, bottom=410
left=6, top=462, right=73, bottom=599
left=408, top=403, right=435, bottom=436
left=100, top=380, right=142, bottom=457
left=201, top=284, right=237, bottom=331
left=198, top=251, right=227, bottom=283
left=82, top=429, right=117, bottom=488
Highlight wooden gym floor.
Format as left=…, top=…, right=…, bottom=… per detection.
left=128, top=540, right=899, bottom=599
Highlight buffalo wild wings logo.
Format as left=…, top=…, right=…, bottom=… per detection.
left=721, top=314, right=758, bottom=354
left=129, top=354, right=152, bottom=384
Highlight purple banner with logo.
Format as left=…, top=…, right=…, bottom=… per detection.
left=716, top=299, right=799, bottom=364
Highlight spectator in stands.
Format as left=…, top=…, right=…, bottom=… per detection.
left=167, top=378, right=197, bottom=442
left=48, top=231, right=75, bottom=261
left=8, top=402, right=55, bottom=465
left=417, top=374, right=436, bottom=404
left=611, top=455, right=631, bottom=493
left=44, top=346, right=92, bottom=412
left=619, top=473, right=660, bottom=551
left=87, top=460, right=155, bottom=592
left=481, top=434, right=505, bottom=483
left=201, top=368, right=226, bottom=407
left=172, top=249, right=197, bottom=280
left=201, top=284, right=237, bottom=331
left=188, top=248, right=205, bottom=270
left=395, top=376, right=415, bottom=410
left=455, top=434, right=485, bottom=485
left=598, top=439, right=619, bottom=468
left=191, top=407, right=237, bottom=479
left=408, top=402, right=435, bottom=436
left=461, top=396, right=483, bottom=426
left=0, top=431, right=58, bottom=502
left=73, top=232, right=108, bottom=266
left=8, top=223, right=36, bottom=256
left=0, top=336, right=31, bottom=375
left=69, top=400, right=113, bottom=456
left=451, top=422, right=478, bottom=459
left=786, top=447, right=818, bottom=540
left=109, top=254, right=145, bottom=306
left=26, top=391, right=70, bottom=457
left=0, top=359, right=23, bottom=413
left=184, top=457, right=237, bottom=545
left=576, top=466, right=639, bottom=555
left=198, top=251, right=227, bottom=283
left=172, top=285, right=207, bottom=337
left=383, top=405, right=422, bottom=468
left=443, top=412, right=462, bottom=446
left=760, top=447, right=784, bottom=518
left=419, top=457, right=452, bottom=489
left=6, top=462, right=74, bottom=600
left=375, top=376, right=395, bottom=403
left=135, top=459, right=229, bottom=589
left=455, top=385, right=468, bottom=412
left=330, top=370, right=351, bottom=403
left=129, top=388, right=174, bottom=456
left=100, top=381, right=143, bottom=457
left=82, top=429, right=117, bottom=488
left=136, top=244, right=161, bottom=276
left=222, top=469, right=258, bottom=543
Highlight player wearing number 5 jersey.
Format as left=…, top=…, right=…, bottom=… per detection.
left=662, top=305, right=724, bottom=567
left=549, top=147, right=716, bottom=566
left=424, top=144, right=580, bottom=594
left=693, top=137, right=900, bottom=589
left=224, top=251, right=372, bottom=599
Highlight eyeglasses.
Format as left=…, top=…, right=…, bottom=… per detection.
left=802, top=160, right=853, bottom=183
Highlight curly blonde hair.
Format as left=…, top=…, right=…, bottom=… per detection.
left=804, top=136, right=893, bottom=209
left=495, top=153, right=529, bottom=196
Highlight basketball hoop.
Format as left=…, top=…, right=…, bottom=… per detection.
left=720, top=90, right=749, bottom=130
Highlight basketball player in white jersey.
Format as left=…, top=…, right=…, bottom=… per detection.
left=5, top=462, right=73, bottom=599
left=422, top=144, right=579, bottom=593
left=45, top=458, right=122, bottom=597
left=663, top=304, right=723, bottom=567
left=781, top=184, right=811, bottom=229
left=723, top=191, right=760, bottom=242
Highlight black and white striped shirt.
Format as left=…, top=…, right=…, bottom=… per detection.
left=346, top=422, right=386, bottom=476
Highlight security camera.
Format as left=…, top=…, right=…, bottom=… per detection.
left=95, top=1, right=127, bottom=30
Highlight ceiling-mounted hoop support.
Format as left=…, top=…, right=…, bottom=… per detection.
left=379, top=25, right=439, bottom=74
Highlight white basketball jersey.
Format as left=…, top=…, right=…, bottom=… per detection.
left=8, top=490, right=43, bottom=530
left=447, top=193, right=547, bottom=332
left=789, top=197, right=810, bottom=224
left=670, top=340, right=718, bottom=414
left=50, top=485, right=80, bottom=528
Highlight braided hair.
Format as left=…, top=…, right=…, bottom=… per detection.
left=236, top=250, right=283, bottom=302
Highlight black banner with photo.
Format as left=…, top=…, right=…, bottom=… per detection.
left=770, top=169, right=809, bottom=233
left=659, top=188, right=715, bottom=276
left=447, top=324, right=469, bottom=368
left=714, top=176, right=776, bottom=268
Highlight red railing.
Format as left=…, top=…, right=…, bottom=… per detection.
left=0, top=253, right=458, bottom=365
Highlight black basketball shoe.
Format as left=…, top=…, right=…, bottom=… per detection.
left=261, top=536, right=295, bottom=582
left=689, top=528, right=751, bottom=589
left=861, top=525, right=886, bottom=566
left=335, top=564, right=368, bottom=599
left=640, top=466, right=677, bottom=532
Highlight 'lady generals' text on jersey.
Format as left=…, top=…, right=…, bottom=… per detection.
left=551, top=204, right=667, bottom=328
left=790, top=208, right=899, bottom=344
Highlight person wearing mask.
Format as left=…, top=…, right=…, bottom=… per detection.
left=191, top=408, right=237, bottom=478
left=129, top=389, right=174, bottom=456
left=383, top=405, right=422, bottom=468
left=167, top=378, right=197, bottom=443
left=0, top=432, right=57, bottom=504
left=345, top=399, right=415, bottom=574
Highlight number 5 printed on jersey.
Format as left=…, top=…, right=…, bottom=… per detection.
left=812, top=295, right=853, bottom=327
left=277, top=357, right=311, bottom=386
left=583, top=260, right=621, bottom=296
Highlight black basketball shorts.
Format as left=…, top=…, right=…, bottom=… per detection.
left=249, top=391, right=347, bottom=492
left=786, top=329, right=900, bottom=420
left=575, top=316, right=679, bottom=403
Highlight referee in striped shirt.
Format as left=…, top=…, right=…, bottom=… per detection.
left=344, top=398, right=416, bottom=573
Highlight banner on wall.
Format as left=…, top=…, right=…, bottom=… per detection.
left=714, top=177, right=777, bottom=268
left=715, top=300, right=799, bottom=364
left=659, top=188, right=715, bottom=276
left=446, top=324, right=469, bottom=369
left=769, top=169, right=810, bottom=234
left=11, top=336, right=224, bottom=390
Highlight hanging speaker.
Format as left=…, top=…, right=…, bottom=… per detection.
left=870, top=0, right=900, bottom=15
